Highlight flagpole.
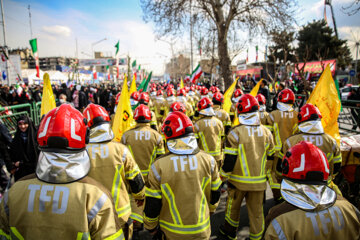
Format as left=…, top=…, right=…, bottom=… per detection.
left=190, top=0, right=193, bottom=72
left=0, top=0, right=9, bottom=85
left=28, top=5, right=33, bottom=39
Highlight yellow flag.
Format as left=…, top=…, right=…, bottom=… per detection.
left=112, top=77, right=135, bottom=141
left=40, top=73, right=56, bottom=116
left=130, top=73, right=137, bottom=95
left=249, top=79, right=263, bottom=96
left=307, top=65, right=341, bottom=144
left=223, top=77, right=238, bottom=113
left=180, top=77, right=184, bottom=89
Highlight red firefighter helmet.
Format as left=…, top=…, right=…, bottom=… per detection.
left=134, top=104, right=152, bottom=123
left=233, top=89, right=244, bottom=98
left=139, top=92, right=150, bottom=104
left=200, top=87, right=209, bottom=96
left=281, top=141, right=330, bottom=184
left=115, top=92, right=121, bottom=105
left=150, top=87, right=156, bottom=93
left=167, top=88, right=175, bottom=97
left=197, top=97, right=213, bottom=111
left=83, top=104, right=110, bottom=128
left=185, top=86, right=190, bottom=93
left=170, top=102, right=186, bottom=114
left=209, top=86, right=215, bottom=92
left=130, top=91, right=140, bottom=101
left=162, top=111, right=194, bottom=140
left=236, top=94, right=259, bottom=114
left=177, top=88, right=187, bottom=97
left=210, top=86, right=219, bottom=94
left=255, top=94, right=266, bottom=105
left=37, top=104, right=88, bottom=151
left=190, top=86, right=195, bottom=92
left=298, top=103, right=322, bottom=123
left=157, top=90, right=163, bottom=96
left=212, top=92, right=224, bottom=104
left=278, top=89, right=295, bottom=104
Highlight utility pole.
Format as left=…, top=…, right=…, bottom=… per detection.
left=190, top=0, right=193, bottom=72
left=127, top=54, right=131, bottom=83
left=0, top=0, right=9, bottom=85
left=28, top=5, right=33, bottom=39
left=325, top=0, right=338, bottom=38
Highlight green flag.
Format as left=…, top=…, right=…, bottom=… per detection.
left=114, top=41, right=120, bottom=56
left=132, top=60, right=136, bottom=68
left=137, top=71, right=152, bottom=92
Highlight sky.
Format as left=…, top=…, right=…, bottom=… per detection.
left=1, top=0, right=360, bottom=75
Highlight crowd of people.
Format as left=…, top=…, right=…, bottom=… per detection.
left=0, top=78, right=359, bottom=240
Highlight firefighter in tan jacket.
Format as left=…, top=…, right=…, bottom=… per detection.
left=267, top=89, right=298, bottom=202
left=143, top=111, right=222, bottom=240
left=230, top=89, right=243, bottom=123
left=220, top=94, right=275, bottom=240
left=83, top=104, right=145, bottom=240
left=177, top=88, right=194, bottom=119
left=0, top=104, right=124, bottom=240
left=212, top=92, right=232, bottom=135
left=138, top=92, right=159, bottom=131
left=153, top=90, right=166, bottom=126
left=281, top=104, right=342, bottom=185
left=264, top=141, right=360, bottom=240
left=162, top=88, right=177, bottom=121
left=194, top=97, right=225, bottom=168
left=256, top=93, right=272, bottom=130
left=121, top=104, right=165, bottom=234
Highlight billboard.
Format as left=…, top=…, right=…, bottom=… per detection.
left=78, top=58, right=127, bottom=66
left=295, top=59, right=336, bottom=75
left=0, top=54, right=22, bottom=85
left=235, top=67, right=263, bottom=78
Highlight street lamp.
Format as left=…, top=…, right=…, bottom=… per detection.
left=91, top=38, right=107, bottom=58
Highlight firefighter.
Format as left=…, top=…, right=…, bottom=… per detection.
left=188, top=85, right=199, bottom=108
left=264, top=141, right=360, bottom=239
left=267, top=88, right=298, bottom=203
left=110, top=92, right=121, bottom=126
left=230, top=89, right=243, bottom=122
left=83, top=104, right=145, bottom=240
left=194, top=97, right=225, bottom=168
left=138, top=92, right=159, bottom=131
left=177, top=88, right=194, bottom=119
left=212, top=92, right=232, bottom=135
left=163, top=88, right=177, bottom=119
left=143, top=111, right=222, bottom=240
left=256, top=93, right=272, bottom=130
left=220, top=94, right=275, bottom=240
left=281, top=103, right=341, bottom=186
left=153, top=89, right=166, bottom=126
left=0, top=104, right=124, bottom=239
left=130, top=91, right=140, bottom=110
left=169, top=101, right=187, bottom=114
left=121, top=104, right=165, bottom=237
left=200, top=86, right=209, bottom=99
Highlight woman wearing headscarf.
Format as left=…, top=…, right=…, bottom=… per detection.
left=10, top=116, right=39, bottom=181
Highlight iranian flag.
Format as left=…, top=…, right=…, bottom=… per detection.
left=115, top=41, right=120, bottom=79
left=92, top=66, right=97, bottom=80
left=190, top=64, right=202, bottom=84
left=29, top=38, right=40, bottom=78
left=106, top=66, right=110, bottom=80
left=255, top=45, right=258, bottom=63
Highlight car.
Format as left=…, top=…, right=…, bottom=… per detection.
left=340, top=85, right=359, bottom=100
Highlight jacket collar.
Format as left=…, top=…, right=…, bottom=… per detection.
left=167, top=135, right=199, bottom=155
left=199, top=107, right=216, bottom=117
left=238, top=112, right=261, bottom=126
left=298, top=120, right=324, bottom=134
left=36, top=150, right=90, bottom=184
left=277, top=102, right=294, bottom=112
left=281, top=179, right=336, bottom=211
left=89, top=123, right=114, bottom=143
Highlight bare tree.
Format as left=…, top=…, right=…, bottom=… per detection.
left=141, top=0, right=297, bottom=89
left=342, top=0, right=360, bottom=16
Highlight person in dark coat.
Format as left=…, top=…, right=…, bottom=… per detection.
left=0, top=121, right=12, bottom=192
left=10, top=116, right=39, bottom=181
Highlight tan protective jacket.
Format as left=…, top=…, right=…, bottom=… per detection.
left=153, top=97, right=166, bottom=122
left=213, top=105, right=232, bottom=129
left=0, top=175, right=124, bottom=240
left=269, top=109, right=298, bottom=155
left=221, top=124, right=275, bottom=191
left=121, top=123, right=165, bottom=180
left=144, top=150, right=222, bottom=240
left=87, top=140, right=145, bottom=226
left=259, top=111, right=273, bottom=130
left=282, top=132, right=341, bottom=180
left=194, top=116, right=224, bottom=165
left=264, top=196, right=360, bottom=240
